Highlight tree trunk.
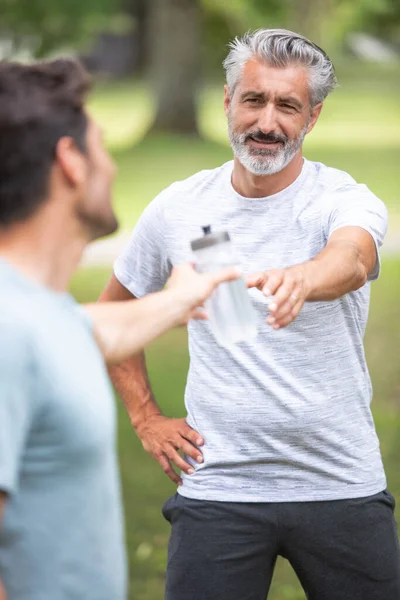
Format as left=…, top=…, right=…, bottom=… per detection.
left=146, top=0, right=201, bottom=135
left=127, top=0, right=147, bottom=73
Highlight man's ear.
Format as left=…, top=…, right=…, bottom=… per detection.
left=306, top=102, right=323, bottom=134
left=55, top=137, right=87, bottom=188
left=224, top=85, right=231, bottom=117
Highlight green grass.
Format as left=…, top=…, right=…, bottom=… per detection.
left=70, top=258, right=400, bottom=600
left=89, top=80, right=155, bottom=149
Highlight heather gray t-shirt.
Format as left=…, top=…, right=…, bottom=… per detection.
left=115, top=159, right=388, bottom=502
left=0, top=262, right=127, bottom=599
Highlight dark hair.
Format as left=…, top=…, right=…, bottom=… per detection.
left=0, top=58, right=91, bottom=226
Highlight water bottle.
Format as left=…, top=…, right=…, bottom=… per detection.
left=190, top=225, right=258, bottom=347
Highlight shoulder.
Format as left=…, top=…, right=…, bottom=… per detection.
left=0, top=301, right=35, bottom=375
left=151, top=162, right=233, bottom=211
left=0, top=284, right=83, bottom=364
left=307, top=160, right=386, bottom=213
left=307, top=160, right=358, bottom=193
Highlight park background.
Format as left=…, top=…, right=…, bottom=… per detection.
left=2, top=1, right=400, bottom=598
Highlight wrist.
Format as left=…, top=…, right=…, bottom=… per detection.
left=300, top=260, right=317, bottom=301
left=131, top=403, right=162, bottom=435
left=162, top=288, right=191, bottom=326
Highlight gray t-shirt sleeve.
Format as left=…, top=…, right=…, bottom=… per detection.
left=0, top=325, right=34, bottom=496
left=114, top=194, right=172, bottom=298
left=324, top=184, right=388, bottom=281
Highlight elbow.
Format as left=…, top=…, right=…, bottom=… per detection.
left=352, top=262, right=368, bottom=291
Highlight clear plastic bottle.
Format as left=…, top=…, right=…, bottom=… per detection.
left=190, top=225, right=258, bottom=347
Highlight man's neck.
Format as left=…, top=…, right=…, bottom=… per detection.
left=231, top=151, right=304, bottom=198
left=0, top=205, right=89, bottom=293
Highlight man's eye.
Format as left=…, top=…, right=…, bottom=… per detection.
left=246, top=98, right=261, bottom=104
left=281, top=104, right=296, bottom=111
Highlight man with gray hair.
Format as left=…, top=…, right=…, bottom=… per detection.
left=100, top=29, right=400, bottom=599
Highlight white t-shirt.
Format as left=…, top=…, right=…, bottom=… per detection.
left=114, top=159, right=388, bottom=502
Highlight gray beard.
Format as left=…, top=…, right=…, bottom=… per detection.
left=228, top=118, right=308, bottom=176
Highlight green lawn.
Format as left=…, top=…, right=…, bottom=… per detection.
left=70, top=258, right=400, bottom=600
left=75, top=63, right=400, bottom=599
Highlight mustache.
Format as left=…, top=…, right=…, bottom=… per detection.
left=245, top=131, right=288, bottom=144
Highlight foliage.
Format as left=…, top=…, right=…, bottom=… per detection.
left=203, top=0, right=400, bottom=69
left=0, top=0, right=125, bottom=57
left=2, top=0, right=399, bottom=71
left=350, top=0, right=400, bottom=44
left=202, top=0, right=287, bottom=74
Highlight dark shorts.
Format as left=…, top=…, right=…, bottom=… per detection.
left=162, top=490, right=400, bottom=600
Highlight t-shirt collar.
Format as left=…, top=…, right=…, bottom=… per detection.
left=226, top=158, right=310, bottom=203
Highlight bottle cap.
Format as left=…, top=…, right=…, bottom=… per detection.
left=190, top=225, right=230, bottom=251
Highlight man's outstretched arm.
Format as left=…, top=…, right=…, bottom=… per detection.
left=88, top=263, right=239, bottom=365
left=247, top=226, right=377, bottom=329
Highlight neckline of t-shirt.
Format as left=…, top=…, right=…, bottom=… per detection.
left=225, top=158, right=311, bottom=203
left=0, top=258, right=74, bottom=304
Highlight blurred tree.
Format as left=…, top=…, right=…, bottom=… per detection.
left=344, top=0, right=400, bottom=46
left=146, top=0, right=201, bottom=135
left=0, top=0, right=124, bottom=58
left=202, top=0, right=286, bottom=76
left=287, top=0, right=337, bottom=45
left=125, top=0, right=147, bottom=71
left=2, top=0, right=398, bottom=137
left=145, top=0, right=289, bottom=134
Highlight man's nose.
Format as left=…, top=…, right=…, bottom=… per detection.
left=257, top=104, right=277, bottom=133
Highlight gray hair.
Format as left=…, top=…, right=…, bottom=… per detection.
left=223, top=29, right=337, bottom=106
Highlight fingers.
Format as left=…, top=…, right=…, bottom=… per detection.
left=267, top=291, right=298, bottom=322
left=157, top=440, right=198, bottom=481
left=189, top=308, right=208, bottom=321
left=245, top=272, right=266, bottom=289
left=267, top=279, right=297, bottom=316
left=157, top=420, right=204, bottom=482
left=158, top=454, right=182, bottom=485
left=140, top=416, right=205, bottom=485
left=267, top=296, right=304, bottom=329
left=182, top=422, right=204, bottom=447
left=210, top=266, right=242, bottom=288
left=261, top=268, right=306, bottom=329
left=164, top=446, right=197, bottom=475
left=157, top=434, right=203, bottom=483
left=273, top=299, right=303, bottom=328
left=179, top=440, right=204, bottom=464
left=261, top=271, right=284, bottom=297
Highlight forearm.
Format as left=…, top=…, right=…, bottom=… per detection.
left=108, top=351, right=161, bottom=432
left=109, top=349, right=205, bottom=485
left=0, top=578, right=6, bottom=600
left=247, top=227, right=376, bottom=329
left=86, top=289, right=187, bottom=365
left=304, top=239, right=369, bottom=301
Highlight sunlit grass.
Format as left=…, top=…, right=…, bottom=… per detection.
left=88, top=80, right=155, bottom=149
